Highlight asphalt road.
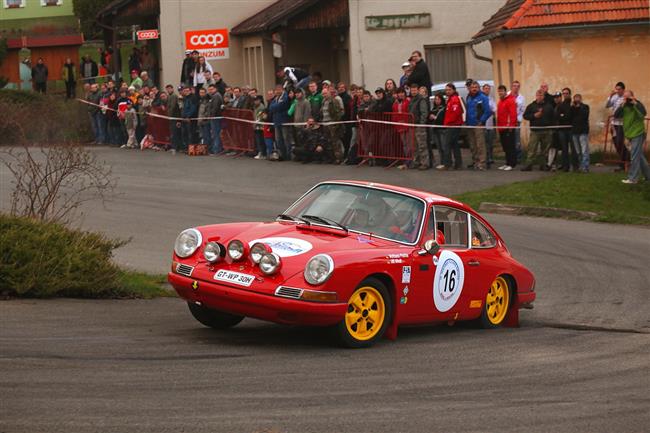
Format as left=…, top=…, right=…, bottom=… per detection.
left=1, top=147, right=649, bottom=433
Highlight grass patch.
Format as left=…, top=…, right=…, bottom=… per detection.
left=115, top=271, right=175, bottom=299
left=455, top=172, right=650, bottom=225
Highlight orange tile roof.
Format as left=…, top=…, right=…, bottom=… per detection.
left=474, top=0, right=650, bottom=41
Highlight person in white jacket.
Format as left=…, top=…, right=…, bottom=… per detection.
left=193, top=56, right=213, bottom=91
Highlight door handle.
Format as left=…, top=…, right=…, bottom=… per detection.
left=468, top=259, right=480, bottom=267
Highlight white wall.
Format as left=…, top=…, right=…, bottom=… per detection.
left=159, top=0, right=275, bottom=86
left=348, top=0, right=503, bottom=88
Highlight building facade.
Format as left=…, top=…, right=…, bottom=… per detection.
left=0, top=0, right=82, bottom=89
left=473, top=0, right=650, bottom=148
left=158, top=0, right=504, bottom=90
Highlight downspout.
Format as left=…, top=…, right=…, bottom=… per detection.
left=469, top=43, right=492, bottom=64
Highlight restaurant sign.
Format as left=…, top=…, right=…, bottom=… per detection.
left=365, top=13, right=432, bottom=30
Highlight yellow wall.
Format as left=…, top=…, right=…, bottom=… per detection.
left=490, top=26, right=650, bottom=148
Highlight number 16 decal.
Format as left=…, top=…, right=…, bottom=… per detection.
left=433, top=250, right=465, bottom=312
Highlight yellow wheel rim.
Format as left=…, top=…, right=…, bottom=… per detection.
left=486, top=276, right=510, bottom=325
left=345, top=286, right=386, bottom=341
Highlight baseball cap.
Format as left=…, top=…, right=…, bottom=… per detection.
left=554, top=91, right=562, bottom=97
left=402, top=61, right=410, bottom=68
left=375, top=87, right=385, bottom=93
left=465, top=78, right=474, bottom=87
left=131, top=69, right=138, bottom=74
left=322, top=80, right=332, bottom=86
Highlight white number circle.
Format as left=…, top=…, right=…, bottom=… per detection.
left=433, top=250, right=465, bottom=312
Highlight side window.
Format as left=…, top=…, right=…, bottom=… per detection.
left=471, top=217, right=496, bottom=248
left=434, top=206, right=468, bottom=247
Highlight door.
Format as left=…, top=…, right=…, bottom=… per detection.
left=430, top=206, right=486, bottom=321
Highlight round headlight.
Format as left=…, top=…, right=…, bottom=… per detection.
left=250, top=242, right=271, bottom=264
left=203, top=242, right=223, bottom=263
left=227, top=240, right=245, bottom=261
left=259, top=253, right=282, bottom=275
left=304, top=254, right=334, bottom=285
left=174, top=228, right=202, bottom=258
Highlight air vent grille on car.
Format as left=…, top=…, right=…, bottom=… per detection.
left=275, top=286, right=303, bottom=299
left=176, top=263, right=194, bottom=277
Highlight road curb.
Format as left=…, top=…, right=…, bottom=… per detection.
left=478, top=202, right=600, bottom=220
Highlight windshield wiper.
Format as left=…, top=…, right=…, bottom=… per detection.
left=277, top=214, right=310, bottom=225
left=301, top=214, right=348, bottom=232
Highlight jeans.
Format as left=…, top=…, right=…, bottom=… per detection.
left=484, top=128, right=495, bottom=164
left=296, top=76, right=311, bottom=90
left=181, top=120, right=196, bottom=150
left=254, top=130, right=265, bottom=156
left=441, top=128, right=461, bottom=169
left=169, top=121, right=182, bottom=150
left=200, top=123, right=212, bottom=147
left=431, top=129, right=444, bottom=165
left=572, top=134, right=590, bottom=171
left=91, top=112, right=106, bottom=144
left=558, top=129, right=579, bottom=171
left=210, top=119, right=223, bottom=154
left=514, top=123, right=523, bottom=162
left=499, top=129, right=517, bottom=168
left=274, top=124, right=286, bottom=159
left=627, top=134, right=650, bottom=182
left=264, top=137, right=274, bottom=156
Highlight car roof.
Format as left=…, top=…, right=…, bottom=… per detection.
left=322, top=180, right=470, bottom=209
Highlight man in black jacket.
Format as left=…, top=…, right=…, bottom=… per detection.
left=556, top=87, right=578, bottom=171
left=180, top=50, right=198, bottom=87
left=521, top=89, right=555, bottom=171
left=570, top=94, right=590, bottom=173
left=31, top=58, right=48, bottom=94
left=406, top=51, right=432, bottom=95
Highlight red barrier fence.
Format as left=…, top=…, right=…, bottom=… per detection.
left=602, top=115, right=649, bottom=168
left=221, top=108, right=256, bottom=153
left=357, top=112, right=415, bottom=167
left=147, top=105, right=170, bottom=146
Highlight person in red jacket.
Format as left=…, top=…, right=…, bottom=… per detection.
left=496, top=85, right=518, bottom=170
left=438, top=83, right=464, bottom=170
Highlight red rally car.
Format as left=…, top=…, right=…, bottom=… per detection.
left=168, top=181, right=536, bottom=348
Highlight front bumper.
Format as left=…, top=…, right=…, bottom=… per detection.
left=168, top=272, right=347, bottom=326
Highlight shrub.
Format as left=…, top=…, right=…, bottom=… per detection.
left=0, top=89, right=93, bottom=145
left=0, top=214, right=129, bottom=298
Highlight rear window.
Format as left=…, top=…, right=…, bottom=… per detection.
left=434, top=206, right=468, bottom=247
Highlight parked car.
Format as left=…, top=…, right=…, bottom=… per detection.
left=430, top=79, right=495, bottom=101
left=168, top=181, right=535, bottom=348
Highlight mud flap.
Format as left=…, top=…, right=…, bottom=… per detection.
left=502, top=303, right=519, bottom=328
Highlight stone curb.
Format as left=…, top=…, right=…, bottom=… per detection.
left=478, top=202, right=600, bottom=220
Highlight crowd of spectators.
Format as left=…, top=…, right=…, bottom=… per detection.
left=83, top=48, right=648, bottom=182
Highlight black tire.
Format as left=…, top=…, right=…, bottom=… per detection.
left=479, top=275, right=513, bottom=329
left=187, top=302, right=245, bottom=329
left=334, top=277, right=392, bottom=348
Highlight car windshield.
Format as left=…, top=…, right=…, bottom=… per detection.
left=283, top=183, right=425, bottom=244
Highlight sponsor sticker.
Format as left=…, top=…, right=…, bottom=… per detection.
left=470, top=300, right=482, bottom=309
left=432, top=250, right=465, bottom=312
left=402, top=266, right=412, bottom=284
left=248, top=237, right=313, bottom=258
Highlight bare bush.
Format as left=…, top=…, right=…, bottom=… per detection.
left=1, top=143, right=116, bottom=225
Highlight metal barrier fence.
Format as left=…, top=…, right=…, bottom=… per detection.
left=147, top=105, right=170, bottom=146
left=221, top=108, right=256, bottom=153
left=357, top=112, right=415, bottom=167
left=602, top=115, right=649, bottom=167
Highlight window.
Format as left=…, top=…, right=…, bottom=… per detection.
left=41, top=0, right=62, bottom=5
left=470, top=217, right=496, bottom=248
left=425, top=44, right=467, bottom=84
left=434, top=206, right=468, bottom=247
left=4, top=0, right=25, bottom=8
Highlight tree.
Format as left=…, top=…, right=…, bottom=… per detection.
left=73, top=0, right=115, bottom=40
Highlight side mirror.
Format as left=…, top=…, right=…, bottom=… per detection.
left=419, top=239, right=440, bottom=256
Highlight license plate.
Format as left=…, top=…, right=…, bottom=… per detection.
left=214, top=270, right=255, bottom=287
